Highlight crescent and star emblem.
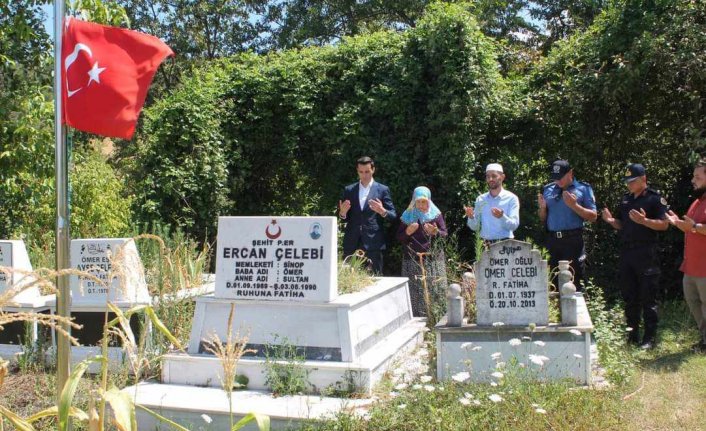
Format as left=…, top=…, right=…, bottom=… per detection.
left=64, top=28, right=107, bottom=98
left=265, top=220, right=282, bottom=239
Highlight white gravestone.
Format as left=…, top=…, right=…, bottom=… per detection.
left=0, top=240, right=39, bottom=303
left=474, top=240, right=549, bottom=326
left=70, top=239, right=149, bottom=306
left=215, top=217, right=337, bottom=302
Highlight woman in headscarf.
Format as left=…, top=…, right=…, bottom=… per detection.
left=396, top=186, right=448, bottom=317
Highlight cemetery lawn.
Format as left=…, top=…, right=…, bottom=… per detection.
left=1, top=301, right=705, bottom=430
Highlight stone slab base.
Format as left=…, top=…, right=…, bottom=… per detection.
left=124, top=382, right=372, bottom=431
left=435, top=296, right=594, bottom=385
left=162, top=317, right=426, bottom=394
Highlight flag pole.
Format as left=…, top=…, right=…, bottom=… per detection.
left=54, top=0, right=72, bottom=412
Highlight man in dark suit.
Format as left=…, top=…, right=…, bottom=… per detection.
left=339, top=156, right=397, bottom=274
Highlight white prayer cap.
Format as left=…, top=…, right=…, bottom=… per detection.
left=486, top=163, right=504, bottom=173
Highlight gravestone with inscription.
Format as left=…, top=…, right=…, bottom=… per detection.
left=475, top=240, right=549, bottom=326
left=45, top=239, right=151, bottom=368
left=435, top=239, right=594, bottom=385
left=157, top=216, right=425, bottom=396
left=215, top=217, right=336, bottom=302
left=69, top=238, right=150, bottom=305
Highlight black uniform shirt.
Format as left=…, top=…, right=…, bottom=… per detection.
left=615, top=188, right=668, bottom=245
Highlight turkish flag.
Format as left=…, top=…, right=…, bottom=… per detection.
left=61, top=18, right=174, bottom=139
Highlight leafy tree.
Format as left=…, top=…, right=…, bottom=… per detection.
left=263, top=0, right=429, bottom=48
left=530, top=0, right=606, bottom=51
left=131, top=3, right=504, bottom=249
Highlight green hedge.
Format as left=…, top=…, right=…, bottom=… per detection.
left=131, top=2, right=504, bottom=247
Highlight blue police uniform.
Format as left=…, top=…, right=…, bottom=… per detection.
left=543, top=179, right=597, bottom=290
left=615, top=187, right=668, bottom=345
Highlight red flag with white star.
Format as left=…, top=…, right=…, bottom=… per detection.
left=61, top=18, right=174, bottom=139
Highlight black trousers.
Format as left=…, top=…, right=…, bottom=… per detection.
left=547, top=234, right=586, bottom=291
left=620, top=245, right=660, bottom=342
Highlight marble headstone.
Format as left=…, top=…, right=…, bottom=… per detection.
left=70, top=238, right=149, bottom=305
left=474, top=240, right=549, bottom=326
left=215, top=217, right=337, bottom=302
left=0, top=240, right=39, bottom=303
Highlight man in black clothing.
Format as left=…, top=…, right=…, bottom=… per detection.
left=601, top=163, right=669, bottom=349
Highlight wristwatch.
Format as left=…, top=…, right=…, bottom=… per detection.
left=693, top=222, right=702, bottom=233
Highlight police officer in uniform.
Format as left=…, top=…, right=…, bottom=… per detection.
left=601, top=163, right=669, bottom=349
left=538, top=160, right=598, bottom=291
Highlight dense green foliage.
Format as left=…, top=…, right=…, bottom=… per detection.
left=130, top=3, right=502, bottom=249
left=2, top=0, right=705, bottom=292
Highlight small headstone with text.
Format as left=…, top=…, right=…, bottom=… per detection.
left=474, top=240, right=549, bottom=326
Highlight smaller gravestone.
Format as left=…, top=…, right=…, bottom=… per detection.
left=0, top=240, right=39, bottom=303
left=474, top=240, right=549, bottom=326
left=215, top=217, right=337, bottom=302
left=70, top=238, right=149, bottom=305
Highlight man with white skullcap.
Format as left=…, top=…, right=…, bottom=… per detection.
left=465, top=163, right=520, bottom=243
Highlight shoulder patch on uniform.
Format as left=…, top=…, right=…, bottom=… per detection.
left=660, top=197, right=668, bottom=206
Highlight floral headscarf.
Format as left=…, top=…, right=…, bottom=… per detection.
left=400, top=186, right=441, bottom=225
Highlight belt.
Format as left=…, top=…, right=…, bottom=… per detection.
left=547, top=228, right=582, bottom=239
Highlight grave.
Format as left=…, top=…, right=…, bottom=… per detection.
left=46, top=238, right=151, bottom=368
left=435, top=239, right=593, bottom=385
left=126, top=216, right=425, bottom=429
left=0, top=240, right=53, bottom=359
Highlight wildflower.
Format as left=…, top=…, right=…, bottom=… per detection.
left=490, top=381, right=498, bottom=387
left=519, top=362, right=526, bottom=368
left=495, top=362, right=506, bottom=369
left=473, top=399, right=481, bottom=406
left=412, top=384, right=422, bottom=390
left=420, top=375, right=433, bottom=383
left=492, top=322, right=505, bottom=327
left=531, top=403, right=539, bottom=408
left=393, top=368, right=405, bottom=376
left=508, top=338, right=521, bottom=347
left=491, top=352, right=502, bottom=360
left=418, top=348, right=429, bottom=356
left=398, top=404, right=407, bottom=409
left=201, top=414, right=212, bottom=424
left=535, top=408, right=547, bottom=414
left=472, top=346, right=483, bottom=351
left=569, top=329, right=582, bottom=336
left=573, top=354, right=583, bottom=359
left=451, top=371, right=471, bottom=382
left=489, top=394, right=503, bottom=403
left=625, top=327, right=633, bottom=332
left=461, top=342, right=474, bottom=350
left=459, top=397, right=471, bottom=406
left=395, top=383, right=408, bottom=390
left=529, top=354, right=549, bottom=366
left=533, top=340, right=546, bottom=347
left=389, top=391, right=399, bottom=398
left=464, top=392, right=473, bottom=399
left=491, top=371, right=504, bottom=379
left=424, top=384, right=435, bottom=392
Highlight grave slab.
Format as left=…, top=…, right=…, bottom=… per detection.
left=125, top=382, right=373, bottom=431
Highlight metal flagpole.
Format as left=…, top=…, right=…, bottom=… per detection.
left=54, top=0, right=72, bottom=411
